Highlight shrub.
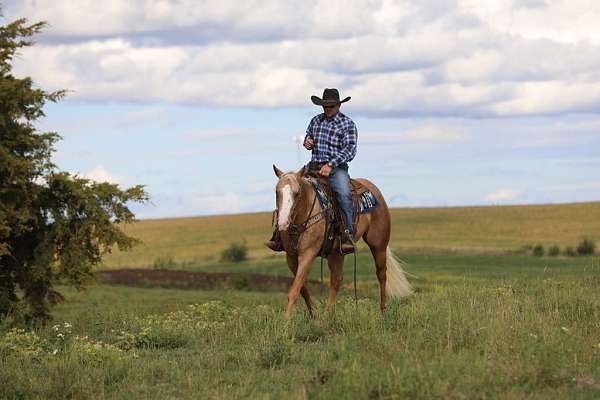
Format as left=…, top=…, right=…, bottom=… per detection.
left=233, top=277, right=251, bottom=291
left=564, top=247, right=577, bottom=257
left=520, top=244, right=533, bottom=255
left=221, top=240, right=248, bottom=263
left=114, top=301, right=233, bottom=350
left=548, top=245, right=560, bottom=257
left=152, top=255, right=177, bottom=270
left=577, top=237, right=596, bottom=255
left=532, top=244, right=544, bottom=257
left=0, top=328, right=49, bottom=359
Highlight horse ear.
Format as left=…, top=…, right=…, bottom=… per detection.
left=296, top=165, right=306, bottom=177
left=273, top=164, right=284, bottom=178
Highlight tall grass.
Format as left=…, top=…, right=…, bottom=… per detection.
left=2, top=254, right=600, bottom=399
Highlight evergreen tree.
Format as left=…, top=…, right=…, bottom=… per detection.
left=0, top=16, right=149, bottom=323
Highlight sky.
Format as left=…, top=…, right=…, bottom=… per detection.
left=2, top=0, right=600, bottom=218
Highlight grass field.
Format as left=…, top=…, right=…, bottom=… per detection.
left=102, top=202, right=600, bottom=268
left=2, top=202, right=600, bottom=399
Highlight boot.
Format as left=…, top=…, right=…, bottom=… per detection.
left=340, top=229, right=355, bottom=255
left=264, top=228, right=284, bottom=252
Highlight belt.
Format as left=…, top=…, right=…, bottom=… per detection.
left=307, top=161, right=348, bottom=171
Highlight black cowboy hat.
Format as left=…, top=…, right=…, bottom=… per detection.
left=311, top=88, right=351, bottom=106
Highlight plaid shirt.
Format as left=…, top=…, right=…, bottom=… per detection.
left=305, top=112, right=358, bottom=168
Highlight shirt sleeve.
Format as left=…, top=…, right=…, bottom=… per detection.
left=329, top=120, right=357, bottom=168
left=305, top=116, right=316, bottom=140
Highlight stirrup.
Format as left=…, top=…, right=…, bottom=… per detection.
left=265, top=229, right=284, bottom=252
left=265, top=240, right=284, bottom=252
left=341, top=229, right=355, bottom=254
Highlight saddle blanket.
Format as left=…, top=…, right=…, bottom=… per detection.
left=309, top=177, right=379, bottom=214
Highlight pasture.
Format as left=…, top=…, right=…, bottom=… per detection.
left=103, top=201, right=600, bottom=268
left=2, top=202, right=600, bottom=399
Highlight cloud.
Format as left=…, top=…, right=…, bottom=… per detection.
left=4, top=0, right=379, bottom=43
left=195, top=191, right=242, bottom=214
left=484, top=189, right=521, bottom=202
left=81, top=165, right=124, bottom=184
left=135, top=188, right=276, bottom=218
left=361, top=125, right=467, bottom=144
left=542, top=182, right=600, bottom=193
left=401, top=125, right=467, bottom=141
left=6, top=0, right=600, bottom=118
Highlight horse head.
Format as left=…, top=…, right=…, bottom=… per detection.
left=273, top=164, right=306, bottom=231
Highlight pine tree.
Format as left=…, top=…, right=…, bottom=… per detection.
left=0, top=16, right=149, bottom=324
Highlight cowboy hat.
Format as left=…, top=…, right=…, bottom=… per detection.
left=311, top=88, right=351, bottom=106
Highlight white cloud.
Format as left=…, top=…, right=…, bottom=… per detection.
left=81, top=165, right=123, bottom=184
left=6, top=0, right=600, bottom=117
left=135, top=189, right=274, bottom=218
left=459, top=0, right=600, bottom=45
left=542, top=182, right=600, bottom=193
left=361, top=125, right=467, bottom=144
left=401, top=125, right=467, bottom=141
left=196, top=191, right=242, bottom=214
left=484, top=188, right=521, bottom=202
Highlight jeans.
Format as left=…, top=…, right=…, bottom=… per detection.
left=329, top=163, right=354, bottom=236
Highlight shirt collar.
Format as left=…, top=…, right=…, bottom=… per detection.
left=320, top=112, right=343, bottom=123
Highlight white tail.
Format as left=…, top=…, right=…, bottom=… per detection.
left=385, top=247, right=412, bottom=298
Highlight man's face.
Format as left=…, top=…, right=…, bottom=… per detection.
left=323, top=103, right=340, bottom=118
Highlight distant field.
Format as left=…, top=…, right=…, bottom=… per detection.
left=102, top=202, right=600, bottom=268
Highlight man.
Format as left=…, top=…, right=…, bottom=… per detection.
left=266, top=88, right=358, bottom=254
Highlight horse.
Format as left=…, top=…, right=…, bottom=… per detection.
left=272, top=164, right=412, bottom=319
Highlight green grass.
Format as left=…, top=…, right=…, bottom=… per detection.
left=102, top=202, right=600, bottom=268
left=3, top=253, right=600, bottom=399
left=3, top=202, right=600, bottom=398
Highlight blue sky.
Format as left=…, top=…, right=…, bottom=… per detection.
left=3, top=1, right=600, bottom=218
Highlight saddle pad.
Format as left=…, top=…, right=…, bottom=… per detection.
left=309, top=177, right=379, bottom=215
left=358, top=190, right=379, bottom=213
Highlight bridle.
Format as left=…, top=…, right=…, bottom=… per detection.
left=274, top=174, right=330, bottom=253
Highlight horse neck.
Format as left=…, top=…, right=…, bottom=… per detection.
left=292, top=178, right=320, bottom=223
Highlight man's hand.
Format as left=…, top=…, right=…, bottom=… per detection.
left=319, top=163, right=332, bottom=177
left=303, top=137, right=314, bottom=150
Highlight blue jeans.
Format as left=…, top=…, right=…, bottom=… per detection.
left=329, top=163, right=354, bottom=236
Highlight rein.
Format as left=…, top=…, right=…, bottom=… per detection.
left=287, top=179, right=327, bottom=252
left=273, top=176, right=330, bottom=251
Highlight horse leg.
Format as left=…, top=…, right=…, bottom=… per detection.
left=286, top=253, right=314, bottom=317
left=364, top=221, right=390, bottom=311
left=325, top=251, right=344, bottom=311
left=369, top=245, right=388, bottom=311
left=285, top=249, right=318, bottom=319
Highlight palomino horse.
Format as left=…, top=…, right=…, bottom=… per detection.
left=272, top=165, right=411, bottom=319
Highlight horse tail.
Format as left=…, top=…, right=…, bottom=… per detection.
left=385, top=246, right=412, bottom=298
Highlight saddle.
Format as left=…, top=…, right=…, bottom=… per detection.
left=304, top=169, right=379, bottom=257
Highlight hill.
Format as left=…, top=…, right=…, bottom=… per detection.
left=102, top=201, right=600, bottom=268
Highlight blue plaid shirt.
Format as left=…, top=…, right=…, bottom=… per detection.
left=305, top=112, right=358, bottom=168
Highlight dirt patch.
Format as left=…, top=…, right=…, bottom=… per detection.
left=96, top=269, right=322, bottom=292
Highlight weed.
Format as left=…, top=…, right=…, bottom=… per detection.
left=152, top=255, right=177, bottom=270
left=548, top=245, right=560, bottom=256
left=259, top=337, right=294, bottom=368
left=221, top=240, right=248, bottom=263
left=532, top=244, right=544, bottom=257
left=577, top=237, right=596, bottom=255
left=564, top=246, right=577, bottom=257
